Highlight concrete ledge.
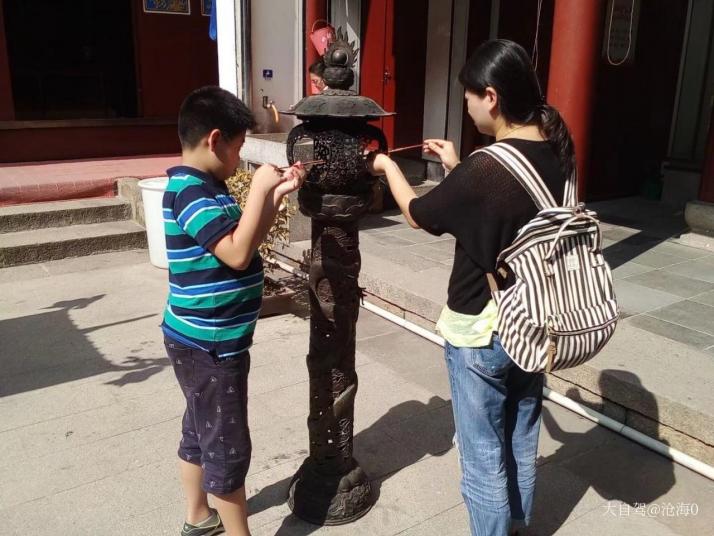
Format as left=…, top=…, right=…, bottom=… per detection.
left=551, top=322, right=714, bottom=446
left=545, top=373, right=714, bottom=466
left=685, top=200, right=714, bottom=236
left=0, top=177, right=116, bottom=207
left=116, top=178, right=145, bottom=227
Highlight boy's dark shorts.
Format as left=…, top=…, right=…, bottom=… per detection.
left=165, top=336, right=251, bottom=495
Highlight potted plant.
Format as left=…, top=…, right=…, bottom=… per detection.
left=226, top=168, right=305, bottom=317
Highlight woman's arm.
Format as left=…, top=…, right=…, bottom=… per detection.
left=369, top=154, right=419, bottom=229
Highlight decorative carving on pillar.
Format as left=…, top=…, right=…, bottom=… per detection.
left=282, top=28, right=391, bottom=525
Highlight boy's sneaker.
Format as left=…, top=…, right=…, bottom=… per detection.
left=181, top=508, right=224, bottom=536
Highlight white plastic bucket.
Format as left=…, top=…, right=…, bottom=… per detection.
left=138, top=177, right=169, bottom=269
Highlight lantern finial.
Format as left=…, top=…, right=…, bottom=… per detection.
left=322, top=27, right=359, bottom=90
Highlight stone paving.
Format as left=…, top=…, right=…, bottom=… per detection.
left=1, top=249, right=713, bottom=535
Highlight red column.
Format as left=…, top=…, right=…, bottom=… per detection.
left=698, top=108, right=714, bottom=204
left=546, top=0, right=604, bottom=201
left=305, top=0, right=328, bottom=96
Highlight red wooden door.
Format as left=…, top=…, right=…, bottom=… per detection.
left=361, top=0, right=427, bottom=150
left=361, top=0, right=395, bottom=147
left=0, top=0, right=14, bottom=120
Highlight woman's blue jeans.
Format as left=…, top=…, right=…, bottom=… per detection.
left=444, top=335, right=544, bottom=536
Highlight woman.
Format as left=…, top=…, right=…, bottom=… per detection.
left=369, top=39, right=575, bottom=536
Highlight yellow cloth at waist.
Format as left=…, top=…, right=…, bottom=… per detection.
left=436, top=299, right=498, bottom=348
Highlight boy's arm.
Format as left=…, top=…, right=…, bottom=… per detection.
left=210, top=165, right=283, bottom=270
left=210, top=164, right=305, bottom=270
left=255, top=165, right=305, bottom=244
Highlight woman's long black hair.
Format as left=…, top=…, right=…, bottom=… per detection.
left=459, top=39, right=576, bottom=181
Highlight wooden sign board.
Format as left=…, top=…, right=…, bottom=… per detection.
left=602, top=0, right=641, bottom=65
left=143, top=0, right=191, bottom=16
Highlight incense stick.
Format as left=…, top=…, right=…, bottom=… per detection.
left=387, top=143, right=424, bottom=154
left=276, top=159, right=325, bottom=171
left=275, top=143, right=424, bottom=171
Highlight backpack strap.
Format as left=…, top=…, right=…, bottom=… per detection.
left=478, top=142, right=559, bottom=210
left=563, top=168, right=578, bottom=206
left=478, top=142, right=559, bottom=303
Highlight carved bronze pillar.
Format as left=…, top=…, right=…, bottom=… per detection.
left=282, top=29, right=391, bottom=525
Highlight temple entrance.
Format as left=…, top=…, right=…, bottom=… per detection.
left=4, top=0, right=138, bottom=120
left=0, top=0, right=218, bottom=162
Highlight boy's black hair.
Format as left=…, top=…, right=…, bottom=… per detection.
left=178, top=86, right=256, bottom=149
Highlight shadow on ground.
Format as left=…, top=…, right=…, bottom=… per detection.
left=594, top=196, right=690, bottom=270
left=248, top=396, right=453, bottom=535
left=0, top=295, right=168, bottom=396
left=526, top=372, right=675, bottom=535
left=248, top=370, right=677, bottom=536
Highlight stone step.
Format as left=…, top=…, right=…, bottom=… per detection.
left=0, top=220, right=147, bottom=267
left=0, top=198, right=132, bottom=233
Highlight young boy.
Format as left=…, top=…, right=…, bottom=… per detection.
left=162, top=86, right=305, bottom=536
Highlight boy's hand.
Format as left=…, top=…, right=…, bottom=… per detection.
left=274, top=162, right=306, bottom=198
left=252, top=164, right=285, bottom=194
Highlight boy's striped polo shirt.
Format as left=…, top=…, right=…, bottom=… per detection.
left=161, top=166, right=264, bottom=360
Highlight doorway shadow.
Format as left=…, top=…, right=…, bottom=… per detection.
left=526, top=371, right=676, bottom=535
left=248, top=395, right=454, bottom=535
left=593, top=196, right=691, bottom=271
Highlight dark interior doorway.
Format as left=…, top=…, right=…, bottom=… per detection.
left=588, top=0, right=689, bottom=200
left=4, top=0, right=138, bottom=120
left=460, top=0, right=556, bottom=158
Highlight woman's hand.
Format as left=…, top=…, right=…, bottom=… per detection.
left=366, top=152, right=394, bottom=176
left=423, top=139, right=459, bottom=171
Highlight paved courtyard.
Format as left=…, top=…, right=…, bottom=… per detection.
left=1, top=249, right=713, bottom=535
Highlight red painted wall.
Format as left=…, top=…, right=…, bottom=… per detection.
left=0, top=0, right=217, bottom=162
left=132, top=0, right=218, bottom=117
left=0, top=123, right=179, bottom=163
left=392, top=0, right=428, bottom=148
left=0, top=0, right=14, bottom=120
left=361, top=0, right=390, bottom=142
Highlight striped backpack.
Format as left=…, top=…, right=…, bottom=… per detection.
left=481, top=142, right=619, bottom=373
